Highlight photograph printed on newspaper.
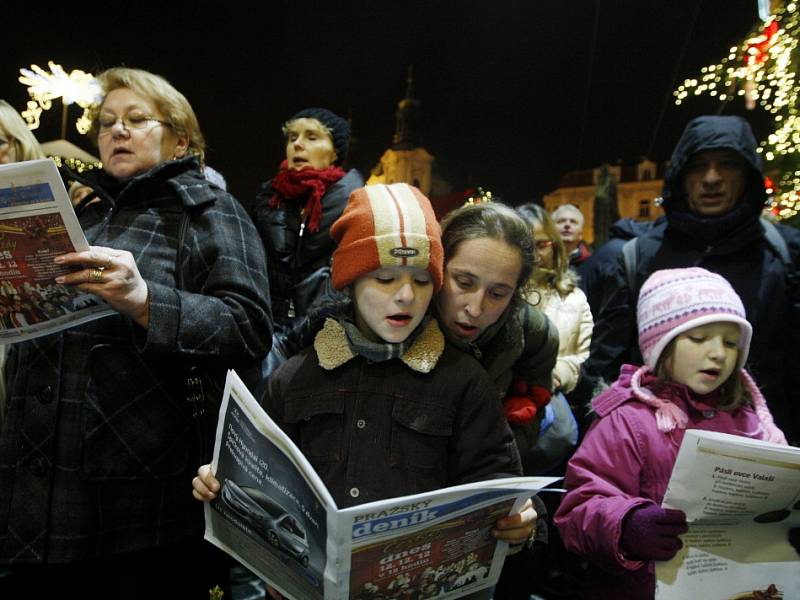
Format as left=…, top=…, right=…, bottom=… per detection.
left=0, top=158, right=112, bottom=342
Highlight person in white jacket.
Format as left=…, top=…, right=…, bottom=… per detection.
left=518, top=203, right=593, bottom=396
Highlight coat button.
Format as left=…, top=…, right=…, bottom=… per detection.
left=29, top=456, right=49, bottom=477
left=356, top=419, right=366, bottom=429
left=703, top=409, right=715, bottom=418
left=37, top=386, right=53, bottom=404
left=349, top=487, right=360, bottom=498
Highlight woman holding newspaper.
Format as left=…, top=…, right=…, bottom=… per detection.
left=0, top=68, right=272, bottom=598
left=554, top=268, right=788, bottom=599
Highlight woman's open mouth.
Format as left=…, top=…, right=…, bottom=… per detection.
left=453, top=321, right=479, bottom=338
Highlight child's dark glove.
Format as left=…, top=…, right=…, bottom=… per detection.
left=619, top=505, right=688, bottom=561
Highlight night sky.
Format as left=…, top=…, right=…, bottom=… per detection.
left=3, top=2, right=769, bottom=208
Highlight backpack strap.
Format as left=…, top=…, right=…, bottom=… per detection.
left=760, top=216, right=791, bottom=267
left=621, top=237, right=639, bottom=292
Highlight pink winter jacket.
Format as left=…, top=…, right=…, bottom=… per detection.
left=554, top=365, right=774, bottom=599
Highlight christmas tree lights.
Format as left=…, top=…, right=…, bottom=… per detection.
left=673, top=3, right=800, bottom=220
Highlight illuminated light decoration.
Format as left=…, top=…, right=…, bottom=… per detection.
left=463, top=187, right=494, bottom=206
left=18, top=62, right=102, bottom=135
left=673, top=3, right=800, bottom=221
left=49, top=155, right=102, bottom=174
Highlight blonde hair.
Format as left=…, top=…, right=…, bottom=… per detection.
left=655, top=337, right=746, bottom=410
left=0, top=100, right=45, bottom=162
left=516, top=202, right=578, bottom=297
left=281, top=118, right=333, bottom=141
left=93, top=68, right=205, bottom=163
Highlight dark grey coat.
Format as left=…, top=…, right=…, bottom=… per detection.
left=0, top=157, right=272, bottom=563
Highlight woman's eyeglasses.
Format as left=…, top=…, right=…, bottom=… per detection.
left=97, top=114, right=172, bottom=135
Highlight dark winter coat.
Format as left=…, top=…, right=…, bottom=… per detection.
left=584, top=116, right=800, bottom=444
left=264, top=317, right=524, bottom=508
left=0, top=157, right=272, bottom=564
left=436, top=299, right=559, bottom=474
left=577, top=217, right=660, bottom=317
left=253, top=169, right=364, bottom=330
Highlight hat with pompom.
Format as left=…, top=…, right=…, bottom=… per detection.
left=637, top=267, right=752, bottom=370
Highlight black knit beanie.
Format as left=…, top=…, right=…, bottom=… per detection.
left=288, top=108, right=350, bottom=165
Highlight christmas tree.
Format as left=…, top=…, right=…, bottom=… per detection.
left=673, top=1, right=800, bottom=225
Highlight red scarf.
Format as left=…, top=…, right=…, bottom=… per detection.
left=269, top=161, right=346, bottom=233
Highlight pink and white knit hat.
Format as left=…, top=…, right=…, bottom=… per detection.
left=633, top=267, right=785, bottom=444
left=637, top=267, right=752, bottom=370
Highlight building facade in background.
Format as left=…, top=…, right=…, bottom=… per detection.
left=543, top=158, right=666, bottom=246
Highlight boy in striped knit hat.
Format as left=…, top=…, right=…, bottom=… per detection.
left=554, top=267, right=786, bottom=599
left=194, top=184, right=542, bottom=592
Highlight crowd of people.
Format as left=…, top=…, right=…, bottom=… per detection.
left=0, top=66, right=797, bottom=600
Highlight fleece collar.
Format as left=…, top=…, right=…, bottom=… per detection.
left=314, top=317, right=445, bottom=373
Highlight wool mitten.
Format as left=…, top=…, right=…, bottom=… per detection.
left=619, top=504, right=688, bottom=561
left=503, top=379, right=551, bottom=425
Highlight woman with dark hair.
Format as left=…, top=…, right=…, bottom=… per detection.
left=435, top=202, right=559, bottom=600
left=435, top=202, right=559, bottom=472
left=0, top=68, right=272, bottom=598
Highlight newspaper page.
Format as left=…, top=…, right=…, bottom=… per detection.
left=334, top=477, right=558, bottom=600
left=656, top=430, right=800, bottom=600
left=0, top=158, right=112, bottom=341
left=205, top=370, right=336, bottom=600
left=204, top=371, right=561, bottom=600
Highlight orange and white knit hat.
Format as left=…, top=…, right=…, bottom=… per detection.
left=330, top=183, right=444, bottom=290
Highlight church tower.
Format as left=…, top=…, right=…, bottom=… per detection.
left=368, top=66, right=434, bottom=195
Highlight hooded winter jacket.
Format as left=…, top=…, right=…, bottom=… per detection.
left=584, top=116, right=800, bottom=444
left=554, top=365, right=772, bottom=599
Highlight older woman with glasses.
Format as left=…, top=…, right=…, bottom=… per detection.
left=0, top=68, right=272, bottom=598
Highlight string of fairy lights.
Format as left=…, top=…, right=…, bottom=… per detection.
left=673, top=2, right=800, bottom=220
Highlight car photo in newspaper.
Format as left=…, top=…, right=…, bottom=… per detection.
left=0, top=159, right=112, bottom=342
left=656, top=430, right=800, bottom=600
left=205, top=372, right=334, bottom=600
left=204, top=371, right=561, bottom=600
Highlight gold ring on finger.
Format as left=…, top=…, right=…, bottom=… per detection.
left=90, top=267, right=104, bottom=283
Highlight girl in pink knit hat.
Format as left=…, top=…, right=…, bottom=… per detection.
left=554, top=267, right=787, bottom=599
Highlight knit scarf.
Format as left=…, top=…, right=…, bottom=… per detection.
left=341, top=316, right=430, bottom=363
left=269, top=160, right=346, bottom=233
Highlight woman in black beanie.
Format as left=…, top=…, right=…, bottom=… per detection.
left=252, top=108, right=364, bottom=375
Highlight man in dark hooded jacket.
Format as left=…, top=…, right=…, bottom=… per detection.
left=583, top=115, right=800, bottom=444
left=578, top=216, right=661, bottom=317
